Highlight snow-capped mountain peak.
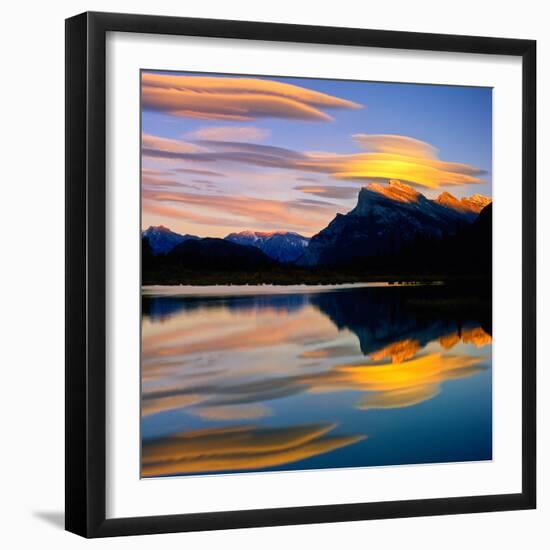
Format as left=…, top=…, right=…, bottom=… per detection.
left=142, top=226, right=199, bottom=255
left=225, top=230, right=310, bottom=263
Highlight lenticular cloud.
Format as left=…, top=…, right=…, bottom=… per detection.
left=141, top=73, right=362, bottom=121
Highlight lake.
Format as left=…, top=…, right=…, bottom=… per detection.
left=141, top=283, right=492, bottom=478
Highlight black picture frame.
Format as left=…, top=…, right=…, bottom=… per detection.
left=65, top=11, right=536, bottom=538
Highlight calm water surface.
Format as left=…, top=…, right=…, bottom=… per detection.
left=141, top=284, right=492, bottom=477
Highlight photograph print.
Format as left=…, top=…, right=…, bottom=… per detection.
left=140, top=70, right=493, bottom=479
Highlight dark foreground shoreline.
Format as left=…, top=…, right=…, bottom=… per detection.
left=142, top=266, right=491, bottom=287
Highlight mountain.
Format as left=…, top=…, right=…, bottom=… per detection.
left=436, top=191, right=491, bottom=216
left=142, top=225, right=199, bottom=255
left=225, top=230, right=310, bottom=263
left=142, top=236, right=279, bottom=285
left=141, top=182, right=492, bottom=284
left=441, top=202, right=492, bottom=276
left=460, top=194, right=492, bottom=214
left=166, top=238, right=275, bottom=270
left=297, top=180, right=490, bottom=267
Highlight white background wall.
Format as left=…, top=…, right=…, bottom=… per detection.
left=0, top=1, right=546, bottom=548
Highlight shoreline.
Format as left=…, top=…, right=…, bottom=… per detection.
left=142, top=281, right=443, bottom=297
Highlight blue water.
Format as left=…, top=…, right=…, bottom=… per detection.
left=141, top=284, right=492, bottom=477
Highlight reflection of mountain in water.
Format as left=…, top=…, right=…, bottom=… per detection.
left=142, top=292, right=310, bottom=321
left=143, top=284, right=491, bottom=358
left=141, top=285, right=492, bottom=476
left=310, top=285, right=491, bottom=357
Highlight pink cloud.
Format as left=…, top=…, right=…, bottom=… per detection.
left=186, top=126, right=270, bottom=142
left=141, top=73, right=362, bottom=121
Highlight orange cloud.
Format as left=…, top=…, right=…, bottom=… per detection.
left=327, top=152, right=484, bottom=187
left=186, top=125, right=270, bottom=142
left=142, top=133, right=199, bottom=155
left=327, top=353, right=483, bottom=393
left=353, top=134, right=439, bottom=158
left=142, top=73, right=361, bottom=121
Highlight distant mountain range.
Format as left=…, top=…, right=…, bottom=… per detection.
left=225, top=231, right=310, bottom=263
left=142, top=181, right=492, bottom=284
left=142, top=226, right=309, bottom=263
left=142, top=225, right=198, bottom=255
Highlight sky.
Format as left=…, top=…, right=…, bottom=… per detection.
left=141, top=70, right=492, bottom=238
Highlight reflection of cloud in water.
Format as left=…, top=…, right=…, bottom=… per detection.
left=190, top=403, right=272, bottom=420
left=145, top=309, right=335, bottom=358
left=357, top=384, right=440, bottom=410
left=142, top=394, right=205, bottom=417
left=142, top=350, right=487, bottom=417
left=141, top=286, right=492, bottom=469
left=299, top=343, right=361, bottom=359
left=141, top=304, right=338, bottom=417
left=142, top=423, right=364, bottom=477
left=303, top=353, right=486, bottom=410
left=141, top=287, right=493, bottom=476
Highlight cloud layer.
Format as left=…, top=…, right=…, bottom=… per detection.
left=353, top=134, right=439, bottom=158
left=142, top=133, right=486, bottom=189
left=142, top=182, right=340, bottom=233
left=141, top=73, right=361, bottom=121
left=186, top=125, right=270, bottom=142
left=142, top=134, right=199, bottom=155
left=172, top=168, right=226, bottom=178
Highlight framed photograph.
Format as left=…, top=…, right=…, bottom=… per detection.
left=65, top=11, right=536, bottom=538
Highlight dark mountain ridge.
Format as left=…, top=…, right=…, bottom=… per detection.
left=297, top=181, right=490, bottom=267
left=142, top=236, right=278, bottom=285
left=166, top=237, right=274, bottom=269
